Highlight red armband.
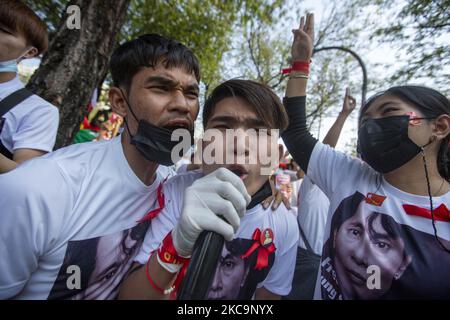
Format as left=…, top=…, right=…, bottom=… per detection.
left=157, top=231, right=190, bottom=266
left=146, top=232, right=191, bottom=298
left=282, top=60, right=310, bottom=75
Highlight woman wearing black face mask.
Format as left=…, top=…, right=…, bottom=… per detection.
left=282, top=13, right=450, bottom=299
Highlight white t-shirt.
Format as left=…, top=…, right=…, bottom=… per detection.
left=0, top=76, right=59, bottom=154
left=308, top=142, right=450, bottom=300
left=0, top=136, right=164, bottom=299
left=157, top=164, right=178, bottom=180
left=135, top=170, right=299, bottom=298
left=297, top=176, right=330, bottom=255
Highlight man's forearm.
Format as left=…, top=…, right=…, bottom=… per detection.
left=254, top=287, right=281, bottom=300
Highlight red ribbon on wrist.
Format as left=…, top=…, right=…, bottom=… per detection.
left=138, top=177, right=168, bottom=223
left=146, top=232, right=190, bottom=299
left=241, top=228, right=276, bottom=270
left=146, top=252, right=171, bottom=295
left=281, top=60, right=310, bottom=75
left=159, top=231, right=190, bottom=299
left=157, top=231, right=190, bottom=265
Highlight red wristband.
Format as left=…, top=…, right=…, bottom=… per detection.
left=158, top=231, right=190, bottom=265
left=282, top=60, right=310, bottom=75
left=147, top=232, right=191, bottom=298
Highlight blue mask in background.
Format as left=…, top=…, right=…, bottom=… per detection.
left=0, top=60, right=18, bottom=73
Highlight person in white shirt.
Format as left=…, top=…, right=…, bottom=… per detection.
left=119, top=79, right=299, bottom=300
left=0, top=33, right=201, bottom=299
left=0, top=0, right=58, bottom=173
left=283, top=13, right=450, bottom=299
left=286, top=88, right=355, bottom=299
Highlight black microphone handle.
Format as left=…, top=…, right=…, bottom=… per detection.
left=176, top=230, right=224, bottom=300
left=176, top=180, right=272, bottom=299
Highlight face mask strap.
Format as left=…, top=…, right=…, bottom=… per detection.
left=0, top=47, right=33, bottom=73
left=420, top=146, right=450, bottom=254
left=119, top=88, right=141, bottom=122
left=406, top=112, right=435, bottom=124
left=119, top=88, right=139, bottom=139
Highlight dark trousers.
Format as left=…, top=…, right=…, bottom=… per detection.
left=283, top=247, right=321, bottom=300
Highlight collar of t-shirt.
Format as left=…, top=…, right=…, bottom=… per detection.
left=381, top=175, right=449, bottom=206
left=113, top=136, right=164, bottom=195
left=0, top=75, right=24, bottom=99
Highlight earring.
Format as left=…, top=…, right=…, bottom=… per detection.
left=394, top=273, right=400, bottom=280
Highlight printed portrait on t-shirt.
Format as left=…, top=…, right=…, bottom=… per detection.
left=47, top=222, right=149, bottom=300
left=205, top=236, right=275, bottom=300
left=320, top=191, right=450, bottom=300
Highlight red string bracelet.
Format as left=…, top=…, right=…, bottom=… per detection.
left=145, top=251, right=175, bottom=295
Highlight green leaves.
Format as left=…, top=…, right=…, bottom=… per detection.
left=26, top=0, right=283, bottom=89
left=371, top=0, right=450, bottom=93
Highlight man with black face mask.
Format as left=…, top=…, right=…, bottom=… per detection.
left=0, top=34, right=214, bottom=299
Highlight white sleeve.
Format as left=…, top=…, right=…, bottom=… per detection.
left=259, top=214, right=299, bottom=296
left=307, top=142, right=369, bottom=199
left=134, top=183, right=182, bottom=265
left=12, top=102, right=59, bottom=152
left=0, top=159, right=71, bottom=298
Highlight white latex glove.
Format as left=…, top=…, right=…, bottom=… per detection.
left=172, top=167, right=251, bottom=257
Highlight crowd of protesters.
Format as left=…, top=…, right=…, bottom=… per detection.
left=0, top=0, right=449, bottom=300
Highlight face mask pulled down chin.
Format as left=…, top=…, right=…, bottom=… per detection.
left=0, top=59, right=18, bottom=73
left=358, top=115, right=425, bottom=174
left=120, top=88, right=194, bottom=166
left=130, top=119, right=194, bottom=166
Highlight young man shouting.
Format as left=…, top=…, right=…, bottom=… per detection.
left=119, top=79, right=299, bottom=300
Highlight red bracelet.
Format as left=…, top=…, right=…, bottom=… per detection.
left=282, top=60, right=310, bottom=75
left=158, top=231, right=190, bottom=265
left=146, top=251, right=175, bottom=295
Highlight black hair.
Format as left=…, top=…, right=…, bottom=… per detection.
left=203, top=79, right=289, bottom=132
left=208, top=237, right=275, bottom=300
left=359, top=86, right=450, bottom=181
left=47, top=237, right=99, bottom=300
left=109, top=33, right=200, bottom=91
left=0, top=0, right=49, bottom=54
left=47, top=222, right=150, bottom=300
left=327, top=192, right=415, bottom=265
left=91, top=109, right=110, bottom=127
left=121, top=221, right=149, bottom=256
left=324, top=192, right=450, bottom=299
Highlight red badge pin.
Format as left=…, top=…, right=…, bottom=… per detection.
left=260, top=228, right=274, bottom=247
left=365, top=193, right=386, bottom=206
left=242, top=228, right=277, bottom=270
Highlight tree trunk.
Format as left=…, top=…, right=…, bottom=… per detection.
left=27, top=0, right=131, bottom=149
